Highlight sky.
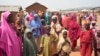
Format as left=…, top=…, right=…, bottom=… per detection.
left=0, top=0, right=100, bottom=10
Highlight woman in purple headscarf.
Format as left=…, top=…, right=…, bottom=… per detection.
left=0, top=11, right=22, bottom=56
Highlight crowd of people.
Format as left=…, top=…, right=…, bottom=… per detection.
left=0, top=10, right=100, bottom=56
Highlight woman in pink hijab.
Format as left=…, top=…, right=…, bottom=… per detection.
left=0, top=11, right=22, bottom=56
left=68, top=13, right=81, bottom=50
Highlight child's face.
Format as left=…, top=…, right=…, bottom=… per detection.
left=92, top=23, right=96, bottom=26
left=63, top=31, right=67, bottom=38
left=46, top=26, right=51, bottom=34
left=84, top=24, right=90, bottom=30
left=26, top=17, right=29, bottom=21
left=27, top=32, right=32, bottom=38
left=52, top=18, right=57, bottom=24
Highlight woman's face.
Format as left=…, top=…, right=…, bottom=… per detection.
left=7, top=14, right=14, bottom=23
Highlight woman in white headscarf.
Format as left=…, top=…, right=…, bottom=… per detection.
left=50, top=15, right=62, bottom=38
left=24, top=14, right=30, bottom=28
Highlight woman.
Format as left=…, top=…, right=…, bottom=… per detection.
left=0, top=11, right=22, bottom=56
left=62, top=13, right=70, bottom=30
left=69, top=13, right=81, bottom=50
left=23, top=28, right=38, bottom=56
left=30, top=13, right=42, bottom=50
left=15, top=13, right=22, bottom=32
left=40, top=25, right=58, bottom=56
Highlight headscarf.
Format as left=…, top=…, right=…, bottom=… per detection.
left=24, top=28, right=38, bottom=56
left=70, top=13, right=77, bottom=21
left=30, top=13, right=42, bottom=37
left=69, top=13, right=81, bottom=41
left=29, top=11, right=36, bottom=21
left=45, top=12, right=51, bottom=25
left=29, top=13, right=34, bottom=21
left=90, top=13, right=97, bottom=21
left=57, top=29, right=71, bottom=53
left=25, top=15, right=30, bottom=28
left=0, top=11, right=22, bottom=56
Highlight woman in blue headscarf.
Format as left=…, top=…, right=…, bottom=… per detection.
left=30, top=13, right=42, bottom=50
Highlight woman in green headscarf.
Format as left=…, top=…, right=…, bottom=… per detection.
left=23, top=28, right=38, bottom=56
left=45, top=11, right=51, bottom=25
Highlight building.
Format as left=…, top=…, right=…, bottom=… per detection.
left=0, top=5, right=22, bottom=19
left=26, top=2, right=48, bottom=14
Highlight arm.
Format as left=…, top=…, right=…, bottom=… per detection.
left=39, top=35, right=45, bottom=54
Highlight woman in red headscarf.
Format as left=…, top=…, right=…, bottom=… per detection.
left=80, top=22, right=94, bottom=56
left=68, top=13, right=81, bottom=50
left=62, top=13, right=70, bottom=30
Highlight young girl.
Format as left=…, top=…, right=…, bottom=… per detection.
left=24, top=28, right=38, bottom=56
left=40, top=25, right=58, bottom=56
left=54, top=30, right=71, bottom=56
left=80, top=23, right=94, bottom=56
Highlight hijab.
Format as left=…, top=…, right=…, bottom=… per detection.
left=57, top=30, right=71, bottom=53
left=25, top=15, right=30, bottom=28
left=0, top=11, right=22, bottom=56
left=24, top=28, right=38, bottom=56
left=30, top=14, right=42, bottom=36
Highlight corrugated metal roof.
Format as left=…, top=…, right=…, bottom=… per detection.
left=0, top=5, right=21, bottom=12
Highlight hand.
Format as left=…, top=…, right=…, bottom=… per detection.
left=39, top=47, right=43, bottom=54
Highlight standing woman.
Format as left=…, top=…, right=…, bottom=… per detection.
left=30, top=13, right=42, bottom=50
left=68, top=13, right=81, bottom=50
left=0, top=11, right=22, bottom=56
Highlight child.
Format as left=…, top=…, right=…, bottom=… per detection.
left=93, top=30, right=100, bottom=56
left=23, top=28, right=38, bottom=56
left=41, top=19, right=46, bottom=35
left=80, top=23, right=94, bottom=56
left=40, top=25, right=58, bottom=56
left=54, top=30, right=71, bottom=56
